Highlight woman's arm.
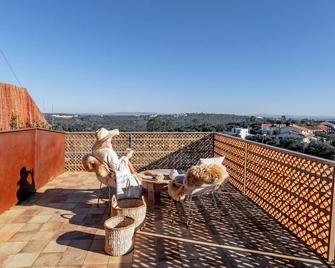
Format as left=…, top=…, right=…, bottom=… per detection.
left=128, top=161, right=137, bottom=174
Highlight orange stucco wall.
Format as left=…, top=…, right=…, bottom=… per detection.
left=0, top=129, right=65, bottom=213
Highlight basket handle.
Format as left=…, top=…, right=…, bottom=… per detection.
left=141, top=195, right=146, bottom=206
left=111, top=195, right=119, bottom=209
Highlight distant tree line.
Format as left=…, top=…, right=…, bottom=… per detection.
left=44, top=113, right=335, bottom=161
left=46, top=113, right=250, bottom=133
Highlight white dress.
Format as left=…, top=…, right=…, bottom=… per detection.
left=93, top=148, right=141, bottom=199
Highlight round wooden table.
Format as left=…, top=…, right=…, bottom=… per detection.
left=139, top=169, right=172, bottom=206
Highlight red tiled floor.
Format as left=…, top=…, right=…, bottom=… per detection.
left=0, top=172, right=330, bottom=267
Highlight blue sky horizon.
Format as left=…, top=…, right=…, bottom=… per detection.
left=1, top=0, right=334, bottom=116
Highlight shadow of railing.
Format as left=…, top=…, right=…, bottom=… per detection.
left=135, top=134, right=213, bottom=171
left=214, top=133, right=335, bottom=261
left=13, top=171, right=332, bottom=267
left=134, top=185, right=330, bottom=267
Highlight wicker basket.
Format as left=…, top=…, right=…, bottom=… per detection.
left=111, top=195, right=147, bottom=231
left=104, top=215, right=135, bottom=256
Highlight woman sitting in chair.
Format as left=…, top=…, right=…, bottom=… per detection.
left=83, top=128, right=141, bottom=200
left=92, top=128, right=136, bottom=175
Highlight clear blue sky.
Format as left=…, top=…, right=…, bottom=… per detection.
left=1, top=0, right=334, bottom=116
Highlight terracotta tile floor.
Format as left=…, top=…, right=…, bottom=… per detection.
left=0, top=172, right=330, bottom=267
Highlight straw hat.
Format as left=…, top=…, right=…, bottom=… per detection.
left=93, top=128, right=119, bottom=147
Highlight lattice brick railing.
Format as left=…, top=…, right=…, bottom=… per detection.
left=214, top=133, right=335, bottom=261
left=65, top=132, right=213, bottom=171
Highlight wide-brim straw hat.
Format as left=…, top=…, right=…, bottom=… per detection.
left=93, top=128, right=120, bottom=148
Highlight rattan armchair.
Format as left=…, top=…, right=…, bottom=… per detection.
left=82, top=154, right=116, bottom=207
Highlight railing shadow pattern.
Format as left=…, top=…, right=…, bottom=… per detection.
left=134, top=185, right=328, bottom=267
left=65, top=132, right=213, bottom=171
left=214, top=133, right=335, bottom=261
left=5, top=171, right=330, bottom=267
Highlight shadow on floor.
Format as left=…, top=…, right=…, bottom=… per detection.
left=18, top=175, right=330, bottom=267
left=133, top=185, right=330, bottom=268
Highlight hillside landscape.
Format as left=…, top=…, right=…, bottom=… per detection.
left=45, top=113, right=249, bottom=132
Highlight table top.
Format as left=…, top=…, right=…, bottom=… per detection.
left=139, top=169, right=173, bottom=184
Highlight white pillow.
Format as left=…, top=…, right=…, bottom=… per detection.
left=198, top=156, right=225, bottom=165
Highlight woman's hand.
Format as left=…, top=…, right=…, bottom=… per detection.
left=126, top=148, right=134, bottom=159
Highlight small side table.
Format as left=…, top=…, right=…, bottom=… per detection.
left=139, top=169, right=172, bottom=207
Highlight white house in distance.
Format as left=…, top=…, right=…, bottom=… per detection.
left=276, top=124, right=314, bottom=143
left=261, top=123, right=286, bottom=135
left=231, top=128, right=250, bottom=139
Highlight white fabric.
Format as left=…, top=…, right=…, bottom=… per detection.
left=92, top=148, right=141, bottom=199
left=93, top=148, right=120, bottom=172
left=114, top=156, right=141, bottom=199
left=198, top=156, right=225, bottom=165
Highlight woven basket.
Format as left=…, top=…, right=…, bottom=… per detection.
left=104, top=215, right=135, bottom=256
left=111, top=195, right=147, bottom=231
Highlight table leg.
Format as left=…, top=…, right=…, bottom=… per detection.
left=146, top=183, right=155, bottom=206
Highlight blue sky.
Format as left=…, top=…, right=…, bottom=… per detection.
left=1, top=0, right=334, bottom=116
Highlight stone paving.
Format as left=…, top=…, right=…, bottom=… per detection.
left=0, top=172, right=331, bottom=267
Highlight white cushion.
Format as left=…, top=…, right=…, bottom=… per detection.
left=197, top=156, right=225, bottom=165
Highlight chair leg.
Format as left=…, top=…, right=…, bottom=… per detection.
left=212, top=192, right=222, bottom=218
left=97, top=182, right=102, bottom=207
left=168, top=198, right=175, bottom=224
left=108, top=186, right=112, bottom=216
left=185, top=197, right=193, bottom=227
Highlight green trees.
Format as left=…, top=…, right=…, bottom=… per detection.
left=279, top=137, right=305, bottom=152
left=246, top=135, right=276, bottom=146
left=305, top=141, right=335, bottom=160
left=331, top=140, right=335, bottom=147
left=10, top=114, right=22, bottom=129
left=146, top=117, right=175, bottom=132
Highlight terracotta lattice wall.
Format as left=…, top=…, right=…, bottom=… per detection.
left=214, top=133, right=335, bottom=261
left=65, top=132, right=213, bottom=171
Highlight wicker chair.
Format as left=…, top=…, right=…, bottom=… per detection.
left=82, top=154, right=116, bottom=207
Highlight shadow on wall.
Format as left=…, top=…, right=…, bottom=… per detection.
left=16, top=167, right=36, bottom=204
left=137, top=135, right=214, bottom=171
